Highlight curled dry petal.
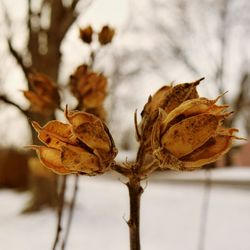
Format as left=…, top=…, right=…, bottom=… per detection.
left=181, top=131, right=237, bottom=169
left=65, top=109, right=117, bottom=163
left=31, top=120, right=78, bottom=148
left=27, top=146, right=76, bottom=175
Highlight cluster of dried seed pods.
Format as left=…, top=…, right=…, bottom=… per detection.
left=139, top=78, right=242, bottom=172
left=30, top=78, right=242, bottom=177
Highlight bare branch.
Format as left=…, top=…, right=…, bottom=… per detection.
left=0, top=0, right=31, bottom=80
left=71, top=0, right=80, bottom=10
left=233, top=73, right=250, bottom=112
left=0, top=95, right=28, bottom=116
left=7, top=39, right=31, bottom=80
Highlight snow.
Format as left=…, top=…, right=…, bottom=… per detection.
left=1, top=167, right=250, bottom=250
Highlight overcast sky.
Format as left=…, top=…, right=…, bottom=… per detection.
left=0, top=0, right=130, bottom=147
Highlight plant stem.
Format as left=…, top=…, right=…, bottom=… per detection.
left=52, top=176, right=67, bottom=250
left=127, top=176, right=143, bottom=250
left=61, top=174, right=79, bottom=250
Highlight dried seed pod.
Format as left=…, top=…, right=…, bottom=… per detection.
left=79, top=25, right=93, bottom=44
left=151, top=91, right=240, bottom=171
left=140, top=79, right=202, bottom=152
left=98, top=25, right=115, bottom=45
left=65, top=109, right=117, bottom=164
left=69, top=65, right=107, bottom=115
left=29, top=108, right=117, bottom=175
left=23, top=72, right=60, bottom=116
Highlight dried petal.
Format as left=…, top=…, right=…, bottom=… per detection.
left=161, top=79, right=202, bottom=114
left=161, top=114, right=221, bottom=158
left=161, top=97, right=228, bottom=132
left=181, top=131, right=236, bottom=169
left=65, top=109, right=117, bottom=163
left=31, top=120, right=78, bottom=149
left=29, top=146, right=75, bottom=175
left=61, top=146, right=102, bottom=175
left=142, top=86, right=172, bottom=117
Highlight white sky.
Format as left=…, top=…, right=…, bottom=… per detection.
left=0, top=0, right=130, bottom=147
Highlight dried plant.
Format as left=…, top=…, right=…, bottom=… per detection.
left=23, top=24, right=115, bottom=249
left=27, top=73, right=242, bottom=249
left=28, top=109, right=117, bottom=175
left=23, top=73, right=61, bottom=116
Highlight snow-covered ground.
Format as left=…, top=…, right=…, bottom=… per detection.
left=1, top=167, right=250, bottom=250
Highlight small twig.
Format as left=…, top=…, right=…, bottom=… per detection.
left=111, top=162, right=131, bottom=176
left=0, top=95, right=28, bottom=116
left=61, top=174, right=79, bottom=250
left=52, top=176, right=67, bottom=250
left=197, top=169, right=211, bottom=250
left=7, top=39, right=31, bottom=80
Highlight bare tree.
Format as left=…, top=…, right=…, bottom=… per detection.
left=0, top=0, right=92, bottom=211
left=107, top=0, right=250, bottom=163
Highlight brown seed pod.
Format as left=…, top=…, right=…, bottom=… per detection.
left=98, top=25, right=115, bottom=45
left=69, top=65, right=107, bottom=115
left=28, top=108, right=117, bottom=175
left=79, top=25, right=93, bottom=44
left=151, top=93, right=241, bottom=171
left=139, top=79, right=202, bottom=153
left=23, top=72, right=60, bottom=116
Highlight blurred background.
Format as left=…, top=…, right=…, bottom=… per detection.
left=0, top=0, right=250, bottom=249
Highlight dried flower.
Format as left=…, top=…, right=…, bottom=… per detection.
left=69, top=64, right=107, bottom=111
left=140, top=79, right=201, bottom=153
left=98, top=25, right=115, bottom=45
left=28, top=108, right=117, bottom=175
left=79, top=26, right=93, bottom=44
left=23, top=73, right=60, bottom=116
left=149, top=85, right=240, bottom=171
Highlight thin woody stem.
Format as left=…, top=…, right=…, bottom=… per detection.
left=52, top=176, right=67, bottom=250
left=61, top=174, right=79, bottom=250
left=127, top=175, right=143, bottom=250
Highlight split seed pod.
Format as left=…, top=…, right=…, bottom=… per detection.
left=98, top=25, right=115, bottom=45
left=28, top=108, right=117, bottom=175
left=79, top=25, right=93, bottom=44
left=69, top=64, right=107, bottom=116
left=151, top=94, right=240, bottom=171
left=23, top=73, right=60, bottom=116
left=140, top=79, right=202, bottom=152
